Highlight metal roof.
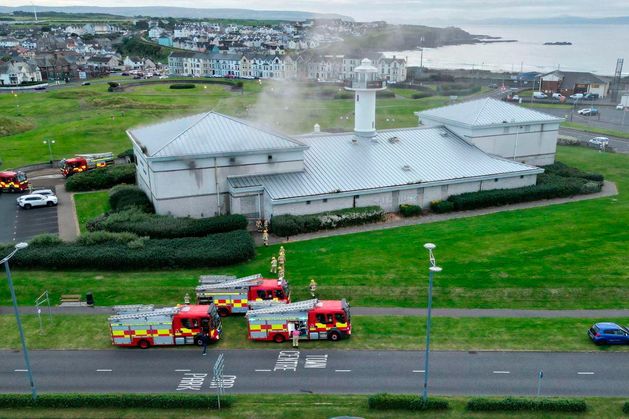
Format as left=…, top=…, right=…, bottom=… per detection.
left=228, top=126, right=543, bottom=201
left=127, top=112, right=307, bottom=159
left=415, top=98, right=563, bottom=128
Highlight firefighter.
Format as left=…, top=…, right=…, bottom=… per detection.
left=291, top=323, right=300, bottom=348
left=184, top=293, right=190, bottom=305
left=278, top=265, right=285, bottom=280
left=278, top=252, right=285, bottom=267
left=270, top=256, right=277, bottom=274
left=279, top=246, right=285, bottom=257
left=309, top=279, right=318, bottom=297
left=262, top=229, right=269, bottom=246
left=201, top=331, right=209, bottom=356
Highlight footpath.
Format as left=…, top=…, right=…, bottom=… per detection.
left=2, top=305, right=628, bottom=318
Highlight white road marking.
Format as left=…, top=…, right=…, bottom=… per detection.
left=412, top=370, right=425, bottom=373
left=335, top=369, right=351, bottom=372
left=174, top=369, right=191, bottom=372
left=577, top=372, right=595, bottom=375
left=255, top=369, right=272, bottom=372
left=492, top=371, right=510, bottom=374
left=96, top=369, right=112, bottom=372
left=14, top=369, right=28, bottom=372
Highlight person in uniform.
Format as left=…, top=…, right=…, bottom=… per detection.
left=278, top=265, right=285, bottom=280
left=270, top=256, right=277, bottom=274
left=309, top=279, right=317, bottom=297
left=262, top=229, right=269, bottom=246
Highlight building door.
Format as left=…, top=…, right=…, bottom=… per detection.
left=391, top=191, right=399, bottom=210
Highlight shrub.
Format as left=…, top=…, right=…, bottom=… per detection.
left=89, top=209, right=248, bottom=239
left=117, top=148, right=135, bottom=163
left=542, top=161, right=604, bottom=182
left=109, top=185, right=153, bottom=213
left=334, top=91, right=353, bottom=99
left=430, top=200, right=454, bottom=213
left=399, top=204, right=422, bottom=217
left=10, top=230, right=254, bottom=270
left=623, top=401, right=629, bottom=413
left=368, top=394, right=449, bottom=411
left=271, top=206, right=385, bottom=237
left=466, top=397, right=586, bottom=412
left=0, top=393, right=232, bottom=409
left=169, top=83, right=195, bottom=89
left=65, top=164, right=136, bottom=192
left=29, top=234, right=63, bottom=246
left=377, top=90, right=395, bottom=98
left=411, top=92, right=433, bottom=99
left=76, top=231, right=141, bottom=246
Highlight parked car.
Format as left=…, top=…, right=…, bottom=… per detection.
left=584, top=93, right=599, bottom=100
left=16, top=193, right=58, bottom=209
left=570, top=93, right=584, bottom=99
left=617, top=104, right=625, bottom=110
left=552, top=92, right=563, bottom=99
left=588, top=137, right=609, bottom=147
left=588, top=322, right=629, bottom=345
left=30, top=189, right=55, bottom=197
left=488, top=83, right=498, bottom=88
left=532, top=91, right=547, bottom=99
left=578, top=108, right=598, bottom=116
left=81, top=82, right=91, bottom=86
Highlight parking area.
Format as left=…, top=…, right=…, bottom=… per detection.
left=0, top=185, right=59, bottom=243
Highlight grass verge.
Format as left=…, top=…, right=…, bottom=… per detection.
left=73, top=191, right=110, bottom=234
left=562, top=121, right=629, bottom=139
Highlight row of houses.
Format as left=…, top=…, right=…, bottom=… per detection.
left=168, top=51, right=407, bottom=82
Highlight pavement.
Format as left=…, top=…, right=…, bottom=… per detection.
left=2, top=349, right=628, bottom=396
left=3, top=305, right=629, bottom=318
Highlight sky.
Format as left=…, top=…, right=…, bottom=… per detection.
left=4, top=0, right=629, bottom=24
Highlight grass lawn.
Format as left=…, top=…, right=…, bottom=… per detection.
left=73, top=191, right=110, bottom=234
left=0, top=396, right=627, bottom=418
left=522, top=103, right=572, bottom=110
left=1, top=314, right=627, bottom=352
left=562, top=121, right=629, bottom=139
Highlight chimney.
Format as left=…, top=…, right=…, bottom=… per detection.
left=313, top=123, right=320, bottom=133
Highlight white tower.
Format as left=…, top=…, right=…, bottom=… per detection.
left=344, top=58, right=386, bottom=137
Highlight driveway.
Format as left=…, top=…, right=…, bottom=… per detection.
left=0, top=187, right=59, bottom=243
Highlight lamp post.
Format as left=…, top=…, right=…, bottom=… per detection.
left=2, top=242, right=37, bottom=400
left=43, top=139, right=55, bottom=163
left=422, top=243, right=442, bottom=402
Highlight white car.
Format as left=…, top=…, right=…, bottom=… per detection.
left=17, top=193, right=58, bottom=209
left=617, top=104, right=625, bottom=110
left=588, top=137, right=609, bottom=147
left=578, top=108, right=598, bottom=116
left=31, top=189, right=55, bottom=197
left=570, top=93, right=584, bottom=99
left=532, top=92, right=547, bottom=99
left=552, top=92, right=563, bottom=99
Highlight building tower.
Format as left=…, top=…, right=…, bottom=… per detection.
left=344, top=58, right=386, bottom=137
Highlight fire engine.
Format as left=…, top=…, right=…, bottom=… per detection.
left=0, top=170, right=29, bottom=193
left=108, top=304, right=222, bottom=349
left=60, top=152, right=115, bottom=177
left=195, top=273, right=290, bottom=316
left=245, top=298, right=351, bottom=343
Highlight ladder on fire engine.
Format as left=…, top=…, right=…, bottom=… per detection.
left=109, top=307, right=180, bottom=321
left=76, top=152, right=114, bottom=160
left=248, top=300, right=284, bottom=310
left=246, top=299, right=319, bottom=317
left=112, top=304, right=155, bottom=314
left=196, top=274, right=263, bottom=291
left=198, top=274, right=237, bottom=285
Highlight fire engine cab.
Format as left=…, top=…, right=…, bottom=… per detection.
left=60, top=152, right=114, bottom=177
left=246, top=299, right=351, bottom=343
left=195, top=274, right=290, bottom=316
left=0, top=170, right=29, bottom=193
left=108, top=304, right=222, bottom=349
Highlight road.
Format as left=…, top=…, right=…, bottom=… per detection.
left=2, top=349, right=628, bottom=396
left=558, top=127, right=629, bottom=154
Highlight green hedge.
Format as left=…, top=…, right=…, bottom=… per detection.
left=430, top=200, right=454, bottom=213
left=0, top=393, right=232, bottom=409
left=5, top=230, right=254, bottom=270
left=368, top=394, right=449, bottom=411
left=89, top=209, right=248, bottom=239
left=411, top=92, right=433, bottom=99
left=169, top=83, right=196, bottom=89
left=543, top=161, right=604, bottom=182
left=623, top=401, right=629, bottom=413
left=271, top=206, right=385, bottom=237
left=466, top=397, right=586, bottom=412
left=65, top=164, right=136, bottom=192
left=109, top=185, right=154, bottom=213
left=399, top=204, right=422, bottom=217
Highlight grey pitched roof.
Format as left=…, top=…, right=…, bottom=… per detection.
left=127, top=112, right=307, bottom=159
left=543, top=70, right=606, bottom=86
left=416, top=98, right=563, bottom=128
left=228, top=126, right=542, bottom=201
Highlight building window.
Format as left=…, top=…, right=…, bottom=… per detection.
left=494, top=178, right=499, bottom=182
left=229, top=157, right=236, bottom=163
left=322, top=199, right=328, bottom=203
left=503, top=127, right=510, bottom=134
left=354, top=195, right=359, bottom=199
left=356, top=94, right=359, bottom=102
left=520, top=175, right=524, bottom=179
left=306, top=200, right=311, bottom=205
left=268, top=155, right=273, bottom=161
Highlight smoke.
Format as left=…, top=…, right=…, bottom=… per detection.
left=246, top=79, right=310, bottom=134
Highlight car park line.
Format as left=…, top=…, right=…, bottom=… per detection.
left=577, top=372, right=595, bottom=375
left=96, top=369, right=113, bottom=372
left=175, top=369, right=191, bottom=372
left=492, top=371, right=510, bottom=374
left=255, top=369, right=272, bottom=372
left=335, top=369, right=351, bottom=373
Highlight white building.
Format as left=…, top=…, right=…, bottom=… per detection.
left=416, top=98, right=563, bottom=166
left=0, top=61, right=42, bottom=86
left=130, top=60, right=543, bottom=219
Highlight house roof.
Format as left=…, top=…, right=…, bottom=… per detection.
left=228, top=126, right=542, bottom=201
left=127, top=111, right=307, bottom=159
left=542, top=70, right=606, bottom=86
left=415, top=98, right=563, bottom=128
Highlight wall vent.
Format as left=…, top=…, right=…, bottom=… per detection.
left=388, top=136, right=400, bottom=143
left=402, top=165, right=412, bottom=171
left=440, top=131, right=448, bottom=137
left=351, top=137, right=358, bottom=144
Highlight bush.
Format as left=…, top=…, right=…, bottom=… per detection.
left=10, top=230, right=254, bottom=270
left=109, top=185, right=154, bottom=213
left=430, top=200, right=454, bottom=214
left=89, top=209, right=248, bottom=239
left=466, top=397, right=586, bottom=412
left=29, top=234, right=63, bottom=246
left=623, top=401, right=629, bottom=413
left=76, top=231, right=141, bottom=246
left=377, top=90, right=395, bottom=98
left=542, top=161, right=604, bottom=182
left=368, top=394, right=449, bottom=411
left=399, top=204, right=422, bottom=217
left=411, top=92, right=433, bottom=99
left=169, top=83, right=195, bottom=89
left=333, top=91, right=353, bottom=99
left=117, top=148, right=135, bottom=163
left=271, top=206, right=385, bottom=237
left=0, top=393, right=232, bottom=409
left=65, top=164, right=136, bottom=192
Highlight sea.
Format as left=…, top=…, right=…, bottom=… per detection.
left=383, top=24, right=629, bottom=76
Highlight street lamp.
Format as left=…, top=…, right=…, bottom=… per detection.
left=1, top=242, right=37, bottom=400
left=422, top=242, right=442, bottom=402
left=43, top=139, right=55, bottom=163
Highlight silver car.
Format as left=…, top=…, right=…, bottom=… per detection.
left=17, top=193, right=58, bottom=209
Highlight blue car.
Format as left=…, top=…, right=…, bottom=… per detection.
left=588, top=322, right=629, bottom=345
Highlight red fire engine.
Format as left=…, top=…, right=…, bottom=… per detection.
left=108, top=304, right=222, bottom=349
left=246, top=299, right=351, bottom=343
left=60, top=152, right=115, bottom=177
left=195, top=274, right=290, bottom=316
left=0, top=170, right=29, bottom=193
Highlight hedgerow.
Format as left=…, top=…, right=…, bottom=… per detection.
left=399, top=204, right=422, bottom=217
left=430, top=200, right=454, bottom=214
left=623, top=401, right=629, bottom=413
left=169, top=83, right=195, bottom=89
left=109, top=185, right=154, bottom=213
left=543, top=161, right=604, bottom=182
left=65, top=164, right=136, bottom=192
left=466, top=397, right=587, bottom=412
left=368, top=394, right=449, bottom=411
left=271, top=206, right=385, bottom=237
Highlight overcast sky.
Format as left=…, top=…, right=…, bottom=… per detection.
left=4, top=0, right=629, bottom=24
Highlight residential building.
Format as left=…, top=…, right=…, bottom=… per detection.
left=540, top=70, right=610, bottom=97
left=0, top=60, right=42, bottom=86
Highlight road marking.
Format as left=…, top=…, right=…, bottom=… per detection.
left=274, top=351, right=299, bottom=371
left=304, top=354, right=328, bottom=369
left=177, top=372, right=207, bottom=391
left=14, top=369, right=28, bottom=372
left=412, top=370, right=425, bottom=373
left=96, top=369, right=112, bottom=372
left=174, top=369, right=191, bottom=372
left=577, top=372, right=595, bottom=375
left=492, top=371, right=510, bottom=374
left=335, top=369, right=351, bottom=373
left=255, top=369, right=272, bottom=372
